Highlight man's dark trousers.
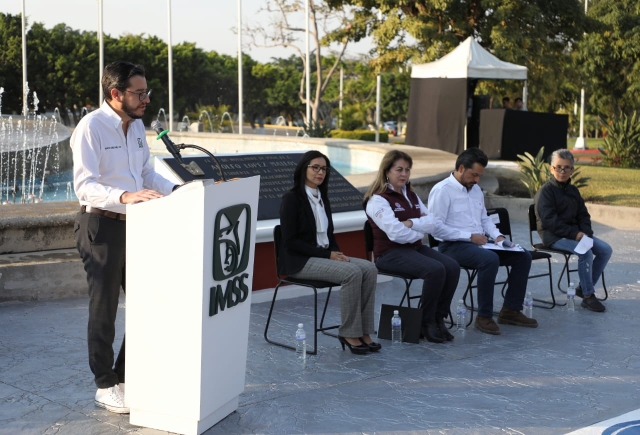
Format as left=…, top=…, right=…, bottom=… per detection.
left=75, top=211, right=126, bottom=389
left=438, top=241, right=532, bottom=318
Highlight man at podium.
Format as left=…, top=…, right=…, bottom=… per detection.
left=71, top=61, right=177, bottom=414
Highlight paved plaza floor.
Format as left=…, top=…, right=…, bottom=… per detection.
left=1, top=220, right=640, bottom=434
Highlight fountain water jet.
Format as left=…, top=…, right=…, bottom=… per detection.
left=0, top=85, right=72, bottom=204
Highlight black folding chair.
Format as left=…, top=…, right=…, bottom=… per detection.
left=527, top=204, right=607, bottom=301
left=263, top=225, right=340, bottom=356
left=489, top=207, right=557, bottom=309
left=363, top=220, right=420, bottom=308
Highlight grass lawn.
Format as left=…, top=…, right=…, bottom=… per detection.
left=495, top=163, right=640, bottom=208
left=568, top=137, right=605, bottom=150
left=573, top=165, right=640, bottom=207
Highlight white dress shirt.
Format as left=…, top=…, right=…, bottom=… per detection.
left=71, top=102, right=175, bottom=214
left=365, top=184, right=437, bottom=244
left=427, top=173, right=501, bottom=242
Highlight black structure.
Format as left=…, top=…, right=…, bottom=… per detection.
left=163, top=152, right=363, bottom=220
left=479, top=109, right=568, bottom=161
left=406, top=78, right=468, bottom=155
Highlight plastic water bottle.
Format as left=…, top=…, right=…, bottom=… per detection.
left=295, top=323, right=306, bottom=360
left=567, top=283, right=576, bottom=312
left=455, top=299, right=467, bottom=331
left=523, top=292, right=534, bottom=318
left=391, top=310, right=402, bottom=344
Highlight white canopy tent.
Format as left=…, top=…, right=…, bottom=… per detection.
left=406, top=37, right=529, bottom=154
left=411, top=36, right=528, bottom=81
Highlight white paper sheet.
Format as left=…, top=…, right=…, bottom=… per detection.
left=575, top=235, right=594, bottom=254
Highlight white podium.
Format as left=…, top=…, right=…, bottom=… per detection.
left=125, top=176, right=260, bottom=434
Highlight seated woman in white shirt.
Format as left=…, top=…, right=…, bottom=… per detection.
left=279, top=151, right=380, bottom=355
left=363, top=150, right=460, bottom=343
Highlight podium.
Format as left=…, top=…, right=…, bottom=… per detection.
left=125, top=176, right=260, bottom=434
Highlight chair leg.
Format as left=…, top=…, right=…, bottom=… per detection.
left=264, top=284, right=296, bottom=352
left=319, top=287, right=340, bottom=338
left=600, top=273, right=608, bottom=301
left=462, top=269, right=476, bottom=327
left=399, top=278, right=411, bottom=307
left=531, top=258, right=562, bottom=309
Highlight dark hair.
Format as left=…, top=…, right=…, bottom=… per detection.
left=455, top=148, right=488, bottom=170
left=102, top=61, right=146, bottom=101
left=515, top=97, right=523, bottom=103
left=291, top=150, right=331, bottom=200
left=502, top=97, right=510, bottom=103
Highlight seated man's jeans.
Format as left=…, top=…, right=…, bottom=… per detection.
left=550, top=236, right=612, bottom=297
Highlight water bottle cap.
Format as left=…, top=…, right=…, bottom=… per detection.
left=393, top=310, right=399, bottom=315
left=526, top=291, right=532, bottom=296
left=458, top=299, right=464, bottom=303
left=298, top=323, right=303, bottom=328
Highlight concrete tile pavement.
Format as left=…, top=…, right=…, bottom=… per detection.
left=1, top=220, right=639, bottom=434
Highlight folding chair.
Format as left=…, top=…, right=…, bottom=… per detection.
left=363, top=220, right=420, bottom=308
left=263, top=225, right=340, bottom=356
left=528, top=204, right=608, bottom=301
left=488, top=207, right=557, bottom=309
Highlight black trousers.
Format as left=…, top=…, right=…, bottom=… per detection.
left=75, top=211, right=126, bottom=389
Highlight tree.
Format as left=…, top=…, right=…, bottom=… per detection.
left=577, top=0, right=640, bottom=116
left=332, top=0, right=586, bottom=113
left=245, top=0, right=357, bottom=122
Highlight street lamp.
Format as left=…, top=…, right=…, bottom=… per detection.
left=21, top=0, right=27, bottom=117
left=98, top=0, right=103, bottom=105
left=305, top=0, right=311, bottom=124
left=238, top=0, right=243, bottom=134
left=167, top=0, right=174, bottom=132
left=575, top=0, right=589, bottom=150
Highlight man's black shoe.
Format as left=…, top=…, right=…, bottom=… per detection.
left=575, top=284, right=583, bottom=299
left=581, top=295, right=606, bottom=312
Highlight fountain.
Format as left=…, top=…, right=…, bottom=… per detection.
left=219, top=112, right=235, bottom=134
left=198, top=110, right=215, bottom=133
left=0, top=84, right=72, bottom=204
left=156, top=108, right=168, bottom=126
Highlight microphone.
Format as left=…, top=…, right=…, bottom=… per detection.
left=151, top=120, right=184, bottom=163
left=150, top=121, right=205, bottom=177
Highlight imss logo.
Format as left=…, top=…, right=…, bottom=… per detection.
left=209, top=204, right=252, bottom=316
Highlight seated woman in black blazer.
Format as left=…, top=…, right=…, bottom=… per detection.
left=279, top=150, right=379, bottom=355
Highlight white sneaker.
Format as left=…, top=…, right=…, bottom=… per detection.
left=95, top=385, right=129, bottom=414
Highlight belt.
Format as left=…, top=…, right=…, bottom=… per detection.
left=81, top=205, right=126, bottom=221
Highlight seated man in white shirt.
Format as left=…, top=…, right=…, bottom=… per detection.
left=427, top=148, right=537, bottom=335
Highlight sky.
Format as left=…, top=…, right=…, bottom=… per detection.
left=3, top=0, right=373, bottom=63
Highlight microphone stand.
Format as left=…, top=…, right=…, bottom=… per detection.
left=174, top=143, right=227, bottom=182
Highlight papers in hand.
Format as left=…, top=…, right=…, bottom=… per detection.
left=481, top=240, right=525, bottom=252
left=575, top=235, right=593, bottom=254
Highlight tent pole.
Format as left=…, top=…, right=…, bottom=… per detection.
left=523, top=80, right=528, bottom=110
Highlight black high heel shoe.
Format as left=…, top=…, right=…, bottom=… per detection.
left=359, top=338, right=382, bottom=352
left=437, top=319, right=455, bottom=341
left=421, top=323, right=445, bottom=344
left=338, top=336, right=369, bottom=354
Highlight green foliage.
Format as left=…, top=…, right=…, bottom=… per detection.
left=517, top=147, right=590, bottom=198
left=598, top=112, right=640, bottom=168
left=577, top=0, right=640, bottom=116
left=517, top=148, right=550, bottom=199
left=304, top=120, right=332, bottom=138
left=330, top=129, right=389, bottom=142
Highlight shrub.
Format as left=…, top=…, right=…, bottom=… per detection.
left=303, top=120, right=332, bottom=138
left=517, top=147, right=590, bottom=198
left=329, top=130, right=389, bottom=142
left=598, top=111, right=640, bottom=168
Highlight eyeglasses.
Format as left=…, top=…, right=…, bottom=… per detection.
left=308, top=165, right=330, bottom=174
left=123, top=89, right=152, bottom=101
left=552, top=165, right=574, bottom=173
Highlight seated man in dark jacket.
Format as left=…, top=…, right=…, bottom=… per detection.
left=534, top=149, right=612, bottom=312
